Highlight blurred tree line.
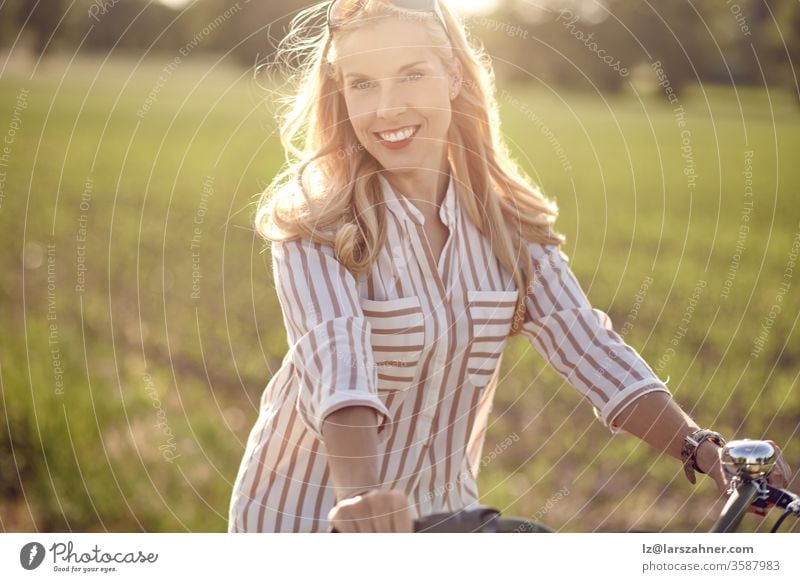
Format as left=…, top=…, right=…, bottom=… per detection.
left=483, top=0, right=799, bottom=97
left=0, top=0, right=797, bottom=94
left=0, top=0, right=297, bottom=67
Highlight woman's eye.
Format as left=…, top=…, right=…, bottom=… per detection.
left=351, top=80, right=373, bottom=91
left=406, top=71, right=424, bottom=81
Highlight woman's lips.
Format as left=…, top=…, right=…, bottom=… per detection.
left=373, top=125, right=420, bottom=150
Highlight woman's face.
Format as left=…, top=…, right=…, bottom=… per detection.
left=334, top=16, right=458, bottom=175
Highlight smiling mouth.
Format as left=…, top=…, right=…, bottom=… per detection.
left=373, top=125, right=421, bottom=143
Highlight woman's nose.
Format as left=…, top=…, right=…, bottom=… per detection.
left=375, top=80, right=407, bottom=119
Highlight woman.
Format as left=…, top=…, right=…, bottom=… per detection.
left=228, top=0, right=793, bottom=533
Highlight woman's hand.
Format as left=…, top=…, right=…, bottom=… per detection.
left=328, top=489, right=414, bottom=532
left=698, top=439, right=794, bottom=517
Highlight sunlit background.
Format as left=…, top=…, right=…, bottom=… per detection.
left=155, top=0, right=501, bottom=15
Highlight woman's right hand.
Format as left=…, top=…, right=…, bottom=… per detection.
left=328, top=489, right=414, bottom=532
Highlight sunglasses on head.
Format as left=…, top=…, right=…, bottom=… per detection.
left=326, top=0, right=449, bottom=34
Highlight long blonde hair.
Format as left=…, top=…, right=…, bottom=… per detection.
left=255, top=0, right=566, bottom=335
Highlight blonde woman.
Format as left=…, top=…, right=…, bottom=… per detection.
left=228, top=0, right=793, bottom=533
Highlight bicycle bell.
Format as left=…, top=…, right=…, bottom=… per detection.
left=720, top=439, right=777, bottom=480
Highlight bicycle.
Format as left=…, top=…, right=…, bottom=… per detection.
left=330, top=439, right=799, bottom=533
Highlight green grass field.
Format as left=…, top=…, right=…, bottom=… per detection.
left=1, top=53, right=798, bottom=532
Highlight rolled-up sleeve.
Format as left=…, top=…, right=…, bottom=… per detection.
left=519, top=242, right=672, bottom=434
left=271, top=239, right=392, bottom=442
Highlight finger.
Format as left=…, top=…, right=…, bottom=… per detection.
left=329, top=510, right=350, bottom=533
left=388, top=509, right=402, bottom=533
left=766, top=440, right=786, bottom=469
left=330, top=497, right=362, bottom=533
left=381, top=493, right=400, bottom=532
left=769, top=472, right=788, bottom=489
left=768, top=461, right=789, bottom=488
left=349, top=502, right=372, bottom=533
left=353, top=495, right=375, bottom=533
left=779, top=460, right=792, bottom=483
left=746, top=501, right=768, bottom=517
left=328, top=506, right=343, bottom=532
left=342, top=507, right=363, bottom=533
left=376, top=505, right=400, bottom=533
left=385, top=495, right=409, bottom=533
left=388, top=496, right=413, bottom=532
left=765, top=441, right=791, bottom=486
left=394, top=491, right=414, bottom=532
left=368, top=498, right=394, bottom=533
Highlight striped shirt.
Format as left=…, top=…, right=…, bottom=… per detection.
left=228, top=171, right=671, bottom=532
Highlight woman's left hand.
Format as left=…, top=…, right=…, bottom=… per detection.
left=699, top=439, right=794, bottom=517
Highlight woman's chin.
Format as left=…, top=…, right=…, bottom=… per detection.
left=375, top=150, right=424, bottom=169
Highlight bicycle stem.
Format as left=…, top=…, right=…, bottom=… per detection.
left=710, top=479, right=760, bottom=533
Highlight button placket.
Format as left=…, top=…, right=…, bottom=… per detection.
left=417, top=304, right=448, bottom=446
left=392, top=190, right=458, bottom=449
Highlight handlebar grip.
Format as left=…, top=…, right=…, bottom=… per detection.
left=414, top=506, right=500, bottom=532
left=328, top=506, right=502, bottom=533
left=767, top=485, right=800, bottom=510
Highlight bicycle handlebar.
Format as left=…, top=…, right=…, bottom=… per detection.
left=329, top=440, right=798, bottom=533
left=329, top=506, right=556, bottom=533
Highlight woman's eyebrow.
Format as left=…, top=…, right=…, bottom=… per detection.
left=344, top=60, right=429, bottom=80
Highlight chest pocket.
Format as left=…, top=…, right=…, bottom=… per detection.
left=466, top=290, right=519, bottom=389
left=360, top=295, right=425, bottom=392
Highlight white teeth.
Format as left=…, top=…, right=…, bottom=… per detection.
left=378, top=126, right=417, bottom=143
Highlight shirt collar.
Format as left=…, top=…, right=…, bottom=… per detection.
left=378, top=169, right=458, bottom=228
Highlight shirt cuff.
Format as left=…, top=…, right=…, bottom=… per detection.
left=303, top=394, right=394, bottom=444
left=593, top=378, right=672, bottom=435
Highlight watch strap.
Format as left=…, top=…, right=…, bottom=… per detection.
left=681, top=429, right=726, bottom=484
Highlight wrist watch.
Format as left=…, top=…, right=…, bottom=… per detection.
left=681, top=428, right=726, bottom=484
